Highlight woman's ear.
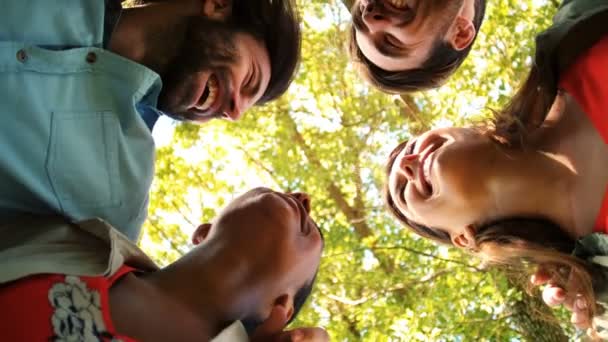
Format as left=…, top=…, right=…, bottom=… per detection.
left=202, top=0, right=232, bottom=21
left=447, top=16, right=476, bottom=51
left=452, top=225, right=478, bottom=250
left=192, top=223, right=212, bottom=245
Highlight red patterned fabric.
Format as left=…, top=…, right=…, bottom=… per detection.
left=0, top=265, right=137, bottom=341
left=560, top=36, right=608, bottom=234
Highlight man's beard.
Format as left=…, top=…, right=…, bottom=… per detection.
left=150, top=18, right=240, bottom=121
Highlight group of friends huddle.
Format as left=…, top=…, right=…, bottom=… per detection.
left=1, top=0, right=608, bottom=340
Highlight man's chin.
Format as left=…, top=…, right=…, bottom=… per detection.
left=161, top=108, right=218, bottom=124
left=161, top=109, right=190, bottom=122
left=157, top=97, right=194, bottom=122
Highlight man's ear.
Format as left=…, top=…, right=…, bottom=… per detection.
left=448, top=17, right=476, bottom=51
left=202, top=0, right=232, bottom=21
left=451, top=225, right=477, bottom=250
left=273, top=294, right=294, bottom=323
left=192, top=223, right=212, bottom=245
left=250, top=294, right=294, bottom=339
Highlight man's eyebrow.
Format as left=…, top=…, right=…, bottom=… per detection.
left=248, top=61, right=262, bottom=97
left=375, top=37, right=411, bottom=58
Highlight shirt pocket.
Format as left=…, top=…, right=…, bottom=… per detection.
left=46, top=111, right=121, bottom=212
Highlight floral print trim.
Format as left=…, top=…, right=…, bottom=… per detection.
left=48, top=276, right=122, bottom=342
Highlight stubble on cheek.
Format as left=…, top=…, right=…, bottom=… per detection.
left=157, top=17, right=239, bottom=117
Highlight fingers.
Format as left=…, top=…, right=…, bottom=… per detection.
left=275, top=327, right=330, bottom=342
left=542, top=285, right=566, bottom=307
left=570, top=298, right=591, bottom=329
left=202, top=0, right=232, bottom=21
left=531, top=266, right=553, bottom=286
left=251, top=306, right=290, bottom=340
left=533, top=265, right=593, bottom=331
left=561, top=296, right=590, bottom=329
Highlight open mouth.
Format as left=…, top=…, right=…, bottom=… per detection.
left=385, top=0, right=408, bottom=9
left=417, top=138, right=445, bottom=196
left=419, top=153, right=433, bottom=195
left=195, top=74, right=219, bottom=112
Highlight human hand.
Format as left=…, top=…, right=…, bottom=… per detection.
left=531, top=267, right=591, bottom=329
left=251, top=305, right=329, bottom=342
left=201, top=0, right=232, bottom=21
left=252, top=327, right=330, bottom=342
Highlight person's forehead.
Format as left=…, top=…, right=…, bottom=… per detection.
left=355, top=29, right=430, bottom=72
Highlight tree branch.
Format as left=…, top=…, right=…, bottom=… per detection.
left=324, top=269, right=452, bottom=306
left=325, top=245, right=483, bottom=271
left=237, top=147, right=281, bottom=187
left=281, top=110, right=374, bottom=238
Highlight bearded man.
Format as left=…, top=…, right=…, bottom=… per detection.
left=0, top=0, right=301, bottom=240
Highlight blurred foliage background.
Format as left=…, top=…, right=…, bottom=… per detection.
left=140, top=0, right=583, bottom=340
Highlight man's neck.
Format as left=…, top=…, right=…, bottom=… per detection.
left=109, top=252, right=266, bottom=341
left=108, top=2, right=197, bottom=72
left=109, top=272, right=216, bottom=341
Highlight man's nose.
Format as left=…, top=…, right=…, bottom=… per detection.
left=362, top=3, right=393, bottom=33
left=290, top=192, right=311, bottom=213
left=221, top=94, right=244, bottom=121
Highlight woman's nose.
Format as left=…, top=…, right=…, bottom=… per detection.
left=399, top=154, right=418, bottom=181
left=290, top=192, right=311, bottom=213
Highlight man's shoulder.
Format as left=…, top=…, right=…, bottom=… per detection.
left=1, top=1, right=108, bottom=48
left=0, top=216, right=158, bottom=285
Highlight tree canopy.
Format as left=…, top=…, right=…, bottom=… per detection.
left=141, top=0, right=583, bottom=340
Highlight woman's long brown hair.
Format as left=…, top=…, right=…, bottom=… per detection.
left=384, top=67, right=598, bottom=324
left=491, top=65, right=557, bottom=147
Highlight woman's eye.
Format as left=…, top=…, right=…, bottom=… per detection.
left=399, top=182, right=408, bottom=204
left=384, top=34, right=400, bottom=49
left=246, top=72, right=254, bottom=88
left=405, top=140, right=417, bottom=155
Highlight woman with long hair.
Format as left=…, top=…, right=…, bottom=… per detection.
left=384, top=5, right=608, bottom=335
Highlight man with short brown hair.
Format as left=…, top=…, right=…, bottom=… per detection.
left=349, top=0, right=487, bottom=93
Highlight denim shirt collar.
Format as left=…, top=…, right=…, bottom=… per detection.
left=137, top=104, right=165, bottom=131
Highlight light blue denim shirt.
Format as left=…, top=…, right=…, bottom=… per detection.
left=0, top=1, right=163, bottom=240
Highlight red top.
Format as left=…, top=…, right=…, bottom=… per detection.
left=560, top=36, right=608, bottom=234
left=0, top=265, right=137, bottom=342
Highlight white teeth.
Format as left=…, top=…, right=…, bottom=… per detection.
left=421, top=143, right=434, bottom=194
left=197, top=76, right=218, bottom=111
left=387, top=0, right=408, bottom=9
left=423, top=155, right=432, bottom=189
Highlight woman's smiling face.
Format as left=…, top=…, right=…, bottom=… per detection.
left=387, top=127, right=513, bottom=244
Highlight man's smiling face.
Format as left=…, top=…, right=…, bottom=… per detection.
left=352, top=0, right=464, bottom=72
left=158, top=19, right=271, bottom=123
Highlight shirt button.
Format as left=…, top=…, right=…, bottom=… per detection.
left=86, top=52, right=97, bottom=64
left=16, top=49, right=27, bottom=63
